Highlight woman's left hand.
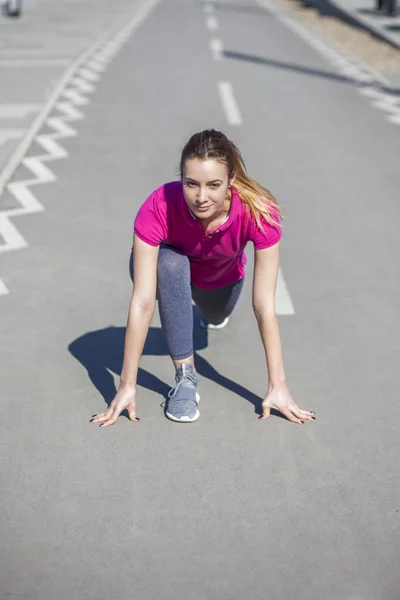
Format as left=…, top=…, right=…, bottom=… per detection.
left=259, top=383, right=316, bottom=424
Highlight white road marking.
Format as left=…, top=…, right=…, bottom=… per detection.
left=70, top=77, right=96, bottom=95
left=210, top=38, right=223, bottom=61
left=218, top=81, right=243, bottom=125
left=0, top=0, right=161, bottom=296
left=0, top=279, right=9, bottom=296
left=0, top=215, right=28, bottom=252
left=0, top=105, right=41, bottom=118
left=257, top=0, right=400, bottom=127
left=206, top=15, right=219, bottom=31
left=0, top=130, right=25, bottom=144
left=0, top=47, right=70, bottom=55
left=276, top=269, right=295, bottom=315
left=0, top=59, right=71, bottom=67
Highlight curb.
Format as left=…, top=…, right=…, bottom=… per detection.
left=307, top=0, right=400, bottom=51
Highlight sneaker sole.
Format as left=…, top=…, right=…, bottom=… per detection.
left=200, top=317, right=229, bottom=330
left=165, top=393, right=200, bottom=423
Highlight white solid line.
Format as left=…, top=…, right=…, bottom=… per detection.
left=218, top=81, right=243, bottom=126
left=210, top=38, right=223, bottom=61
left=206, top=16, right=219, bottom=31
left=0, top=59, right=71, bottom=67
left=276, top=269, right=295, bottom=315
left=0, top=0, right=160, bottom=198
left=0, top=105, right=41, bottom=118
left=0, top=279, right=9, bottom=296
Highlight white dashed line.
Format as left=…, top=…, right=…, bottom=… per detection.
left=0, top=279, right=9, bottom=296
left=218, top=81, right=243, bottom=125
left=276, top=270, right=295, bottom=315
left=210, top=38, right=223, bottom=61
left=206, top=15, right=219, bottom=31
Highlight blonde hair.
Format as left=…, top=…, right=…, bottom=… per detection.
left=180, top=129, right=283, bottom=230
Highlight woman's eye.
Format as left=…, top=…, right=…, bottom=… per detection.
left=210, top=183, right=220, bottom=189
left=186, top=182, right=196, bottom=187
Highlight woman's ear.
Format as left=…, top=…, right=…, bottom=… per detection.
left=229, top=173, right=236, bottom=187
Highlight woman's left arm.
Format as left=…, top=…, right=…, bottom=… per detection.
left=253, top=244, right=315, bottom=424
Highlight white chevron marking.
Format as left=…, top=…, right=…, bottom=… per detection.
left=86, top=59, right=107, bottom=73
left=46, top=116, right=77, bottom=138
left=35, top=135, right=69, bottom=160
left=55, top=102, right=84, bottom=120
left=62, top=88, right=90, bottom=106
left=3, top=183, right=44, bottom=218
left=70, top=77, right=96, bottom=94
left=0, top=0, right=161, bottom=294
left=0, top=215, right=28, bottom=252
left=77, top=68, right=101, bottom=82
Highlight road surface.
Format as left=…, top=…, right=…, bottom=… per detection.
left=1, top=0, right=399, bottom=598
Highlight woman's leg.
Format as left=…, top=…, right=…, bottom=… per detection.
left=191, top=278, right=245, bottom=326
left=129, top=245, right=200, bottom=422
left=129, top=245, right=194, bottom=362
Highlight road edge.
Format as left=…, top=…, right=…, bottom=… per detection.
left=0, top=0, right=157, bottom=199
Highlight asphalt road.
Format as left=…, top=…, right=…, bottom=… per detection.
left=1, top=0, right=399, bottom=598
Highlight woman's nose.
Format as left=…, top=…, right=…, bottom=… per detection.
left=198, top=188, right=207, bottom=202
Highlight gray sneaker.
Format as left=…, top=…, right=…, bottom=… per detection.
left=165, top=364, right=200, bottom=423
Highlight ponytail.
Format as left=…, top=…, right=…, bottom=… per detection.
left=230, top=144, right=283, bottom=229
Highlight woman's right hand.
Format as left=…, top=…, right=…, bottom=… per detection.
left=90, top=383, right=140, bottom=427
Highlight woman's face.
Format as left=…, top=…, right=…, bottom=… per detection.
left=182, top=158, right=233, bottom=221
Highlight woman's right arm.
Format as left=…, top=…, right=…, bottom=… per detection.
left=90, top=235, right=159, bottom=427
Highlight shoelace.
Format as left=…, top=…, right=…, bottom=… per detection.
left=168, top=372, right=199, bottom=400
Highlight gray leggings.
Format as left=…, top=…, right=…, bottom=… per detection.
left=129, top=245, right=244, bottom=360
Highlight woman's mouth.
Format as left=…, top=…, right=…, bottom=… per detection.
left=194, top=205, right=210, bottom=213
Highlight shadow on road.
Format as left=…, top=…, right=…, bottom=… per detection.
left=68, top=318, right=264, bottom=418
left=223, top=49, right=364, bottom=87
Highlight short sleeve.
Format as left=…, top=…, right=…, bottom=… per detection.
left=134, top=188, right=168, bottom=247
left=248, top=206, right=282, bottom=250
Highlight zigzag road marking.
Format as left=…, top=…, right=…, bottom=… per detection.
left=0, top=0, right=160, bottom=296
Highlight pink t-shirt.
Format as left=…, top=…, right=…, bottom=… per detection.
left=134, top=181, right=281, bottom=290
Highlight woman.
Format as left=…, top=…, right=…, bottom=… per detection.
left=91, top=129, right=316, bottom=426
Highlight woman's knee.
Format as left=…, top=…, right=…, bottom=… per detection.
left=129, top=246, right=190, bottom=286
left=157, top=246, right=190, bottom=284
